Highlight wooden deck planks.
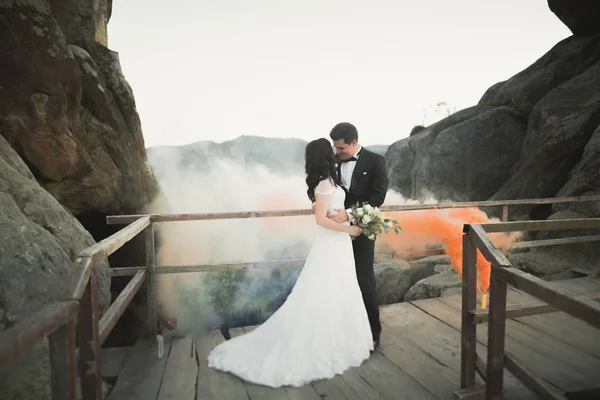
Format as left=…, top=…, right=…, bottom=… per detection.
left=431, top=293, right=597, bottom=393
left=100, top=346, right=132, bottom=381
left=378, top=302, right=477, bottom=399
left=311, top=374, right=367, bottom=400
left=377, top=325, right=459, bottom=400
left=515, top=311, right=600, bottom=359
left=354, top=351, right=438, bottom=400
left=512, top=278, right=600, bottom=359
left=157, top=337, right=197, bottom=400
left=195, top=329, right=249, bottom=400
left=107, top=339, right=172, bottom=400
left=106, top=277, right=600, bottom=400
left=413, top=297, right=551, bottom=398
left=442, top=286, right=600, bottom=373
left=195, top=319, right=440, bottom=400
left=336, top=368, right=386, bottom=400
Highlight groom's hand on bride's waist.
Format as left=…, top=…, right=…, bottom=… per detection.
left=328, top=208, right=349, bottom=223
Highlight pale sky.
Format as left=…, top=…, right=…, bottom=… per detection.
left=108, top=0, right=571, bottom=147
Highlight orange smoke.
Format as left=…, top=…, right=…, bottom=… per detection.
left=259, top=193, right=314, bottom=236
left=258, top=194, right=523, bottom=293
left=378, top=207, right=520, bottom=293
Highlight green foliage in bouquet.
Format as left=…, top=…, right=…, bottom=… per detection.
left=349, top=202, right=402, bottom=241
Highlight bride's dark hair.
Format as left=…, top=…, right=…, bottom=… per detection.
left=305, top=138, right=338, bottom=202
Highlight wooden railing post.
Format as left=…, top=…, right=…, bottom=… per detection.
left=78, top=259, right=102, bottom=400
left=499, top=206, right=508, bottom=222
left=460, top=226, right=478, bottom=389
left=486, top=272, right=508, bottom=399
left=49, top=320, right=77, bottom=400
left=145, top=222, right=158, bottom=338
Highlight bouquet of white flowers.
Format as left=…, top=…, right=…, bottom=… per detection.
left=349, top=202, right=402, bottom=241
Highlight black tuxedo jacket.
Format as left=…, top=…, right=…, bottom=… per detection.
left=337, top=148, right=389, bottom=210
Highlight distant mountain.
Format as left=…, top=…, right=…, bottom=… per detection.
left=147, top=136, right=389, bottom=178
left=147, top=136, right=307, bottom=177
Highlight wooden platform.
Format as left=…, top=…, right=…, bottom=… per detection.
left=106, top=277, right=600, bottom=400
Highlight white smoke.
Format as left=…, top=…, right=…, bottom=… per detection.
left=146, top=142, right=483, bottom=335
left=148, top=152, right=317, bottom=334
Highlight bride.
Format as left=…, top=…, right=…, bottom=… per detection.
left=207, top=138, right=373, bottom=387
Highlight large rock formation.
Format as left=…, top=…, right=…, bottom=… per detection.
left=548, top=0, right=600, bottom=36
left=0, top=1, right=160, bottom=399
left=0, top=133, right=112, bottom=325
left=0, top=133, right=112, bottom=399
left=489, top=57, right=600, bottom=206
left=386, top=4, right=600, bottom=274
left=387, top=34, right=600, bottom=208
left=0, top=1, right=158, bottom=216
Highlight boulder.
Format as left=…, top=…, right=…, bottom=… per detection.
left=548, top=0, right=600, bottom=36
left=0, top=134, right=110, bottom=400
left=386, top=105, right=491, bottom=199
left=414, top=107, right=526, bottom=201
left=48, top=0, right=113, bottom=47
left=529, top=210, right=600, bottom=269
left=403, top=269, right=462, bottom=301
left=411, top=254, right=451, bottom=266
left=375, top=259, right=434, bottom=304
left=507, top=251, right=577, bottom=281
left=491, top=60, right=600, bottom=213
left=387, top=106, right=526, bottom=201
left=479, top=35, right=600, bottom=115
left=554, top=124, right=600, bottom=217
left=434, top=264, right=453, bottom=274
left=441, top=287, right=463, bottom=297
left=0, top=1, right=159, bottom=216
left=385, top=139, right=414, bottom=199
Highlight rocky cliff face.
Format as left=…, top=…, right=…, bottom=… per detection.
left=548, top=0, right=600, bottom=36
left=0, top=134, right=112, bottom=399
left=386, top=0, right=600, bottom=273
left=387, top=2, right=600, bottom=214
left=0, top=1, right=160, bottom=398
left=1, top=1, right=158, bottom=216
left=387, top=33, right=600, bottom=208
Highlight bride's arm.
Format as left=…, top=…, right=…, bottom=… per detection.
left=314, top=193, right=356, bottom=234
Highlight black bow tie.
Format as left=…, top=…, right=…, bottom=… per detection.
left=340, top=156, right=358, bottom=164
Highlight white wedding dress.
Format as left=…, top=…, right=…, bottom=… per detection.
left=207, top=178, right=373, bottom=387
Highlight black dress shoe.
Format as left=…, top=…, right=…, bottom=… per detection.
left=371, top=337, right=380, bottom=352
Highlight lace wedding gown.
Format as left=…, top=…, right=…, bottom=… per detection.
left=207, top=178, right=373, bottom=387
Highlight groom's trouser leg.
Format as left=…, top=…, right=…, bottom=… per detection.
left=352, top=235, right=381, bottom=341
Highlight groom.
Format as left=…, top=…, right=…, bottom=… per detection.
left=327, top=122, right=389, bottom=349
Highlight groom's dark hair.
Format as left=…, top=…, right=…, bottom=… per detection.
left=330, top=122, right=358, bottom=144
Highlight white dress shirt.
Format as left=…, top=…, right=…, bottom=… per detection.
left=340, top=146, right=361, bottom=223
left=340, top=145, right=361, bottom=190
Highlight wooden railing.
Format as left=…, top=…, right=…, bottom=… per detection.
left=0, top=216, right=152, bottom=400
left=106, top=194, right=600, bottom=224
left=456, top=218, right=600, bottom=400
left=105, top=195, right=600, bottom=277
left=1, top=194, right=599, bottom=399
